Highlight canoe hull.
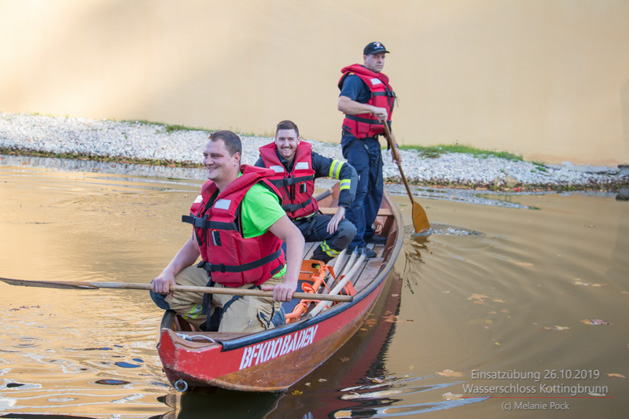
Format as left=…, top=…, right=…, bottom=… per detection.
left=159, top=275, right=388, bottom=392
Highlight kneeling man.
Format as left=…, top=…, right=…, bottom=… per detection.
left=255, top=120, right=357, bottom=263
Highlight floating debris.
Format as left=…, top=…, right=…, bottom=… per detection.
left=442, top=392, right=463, bottom=400
left=581, top=319, right=610, bottom=326
left=437, top=369, right=463, bottom=378
left=543, top=325, right=571, bottom=331
left=467, top=294, right=489, bottom=305
left=573, top=279, right=606, bottom=287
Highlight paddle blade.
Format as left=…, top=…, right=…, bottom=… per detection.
left=0, top=277, right=99, bottom=290
left=412, top=201, right=431, bottom=235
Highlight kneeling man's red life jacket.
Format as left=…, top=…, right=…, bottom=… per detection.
left=182, top=165, right=285, bottom=287
left=258, top=141, right=318, bottom=219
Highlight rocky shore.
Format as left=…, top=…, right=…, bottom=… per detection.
left=1, top=112, right=627, bottom=193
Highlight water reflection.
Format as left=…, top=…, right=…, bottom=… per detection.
left=1, top=161, right=628, bottom=418
left=158, top=390, right=281, bottom=419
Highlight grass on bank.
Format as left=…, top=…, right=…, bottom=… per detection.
left=398, top=143, right=523, bottom=161
left=118, top=119, right=210, bottom=134
left=118, top=118, right=277, bottom=138
left=399, top=144, right=550, bottom=174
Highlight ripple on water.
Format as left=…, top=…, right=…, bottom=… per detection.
left=332, top=374, right=488, bottom=417
left=427, top=223, right=484, bottom=237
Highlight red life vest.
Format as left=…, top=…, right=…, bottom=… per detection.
left=338, top=64, right=396, bottom=138
left=258, top=141, right=318, bottom=219
left=182, top=165, right=285, bottom=287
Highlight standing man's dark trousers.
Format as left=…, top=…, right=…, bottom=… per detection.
left=293, top=213, right=356, bottom=263
left=342, top=136, right=384, bottom=252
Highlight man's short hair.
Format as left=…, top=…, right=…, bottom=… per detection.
left=276, top=120, right=300, bottom=138
left=209, top=130, right=242, bottom=156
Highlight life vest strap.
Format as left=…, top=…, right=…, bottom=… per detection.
left=182, top=215, right=238, bottom=231
left=345, top=114, right=385, bottom=125
left=197, top=249, right=283, bottom=274
left=371, top=91, right=396, bottom=98
left=269, top=174, right=314, bottom=188
left=282, top=197, right=314, bottom=213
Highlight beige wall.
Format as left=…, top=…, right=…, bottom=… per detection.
left=1, top=0, right=628, bottom=165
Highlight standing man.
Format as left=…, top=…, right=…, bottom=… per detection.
left=150, top=130, right=305, bottom=333
left=255, top=120, right=357, bottom=263
left=337, top=41, right=400, bottom=257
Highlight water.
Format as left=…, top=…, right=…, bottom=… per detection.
left=0, top=161, right=628, bottom=418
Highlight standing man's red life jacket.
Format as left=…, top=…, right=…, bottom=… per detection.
left=258, top=141, right=318, bottom=219
left=338, top=64, right=396, bottom=138
left=182, top=165, right=285, bottom=287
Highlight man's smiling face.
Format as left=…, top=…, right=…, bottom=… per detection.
left=202, top=138, right=240, bottom=189
left=275, top=128, right=300, bottom=165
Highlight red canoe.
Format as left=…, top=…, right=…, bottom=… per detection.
left=157, top=188, right=404, bottom=392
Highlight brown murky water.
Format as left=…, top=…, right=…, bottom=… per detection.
left=1, top=162, right=628, bottom=418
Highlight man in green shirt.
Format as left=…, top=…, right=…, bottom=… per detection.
left=150, top=130, right=305, bottom=332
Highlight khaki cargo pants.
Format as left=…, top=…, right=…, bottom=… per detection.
left=166, top=265, right=283, bottom=333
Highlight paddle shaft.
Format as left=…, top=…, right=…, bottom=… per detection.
left=381, top=122, right=431, bottom=233
left=382, top=123, right=414, bottom=206
left=308, top=253, right=367, bottom=318
left=0, top=278, right=352, bottom=302
left=314, top=188, right=332, bottom=202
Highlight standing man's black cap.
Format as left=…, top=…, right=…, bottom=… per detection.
left=363, top=41, right=390, bottom=55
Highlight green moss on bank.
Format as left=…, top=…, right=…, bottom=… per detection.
left=399, top=144, right=523, bottom=161
left=117, top=119, right=209, bottom=134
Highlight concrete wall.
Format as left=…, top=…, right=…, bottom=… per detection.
left=1, top=0, right=628, bottom=165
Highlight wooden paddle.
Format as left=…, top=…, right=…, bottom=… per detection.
left=382, top=122, right=431, bottom=234
left=307, top=252, right=367, bottom=318
left=314, top=188, right=332, bottom=202
left=314, top=181, right=340, bottom=204
left=0, top=277, right=352, bottom=302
